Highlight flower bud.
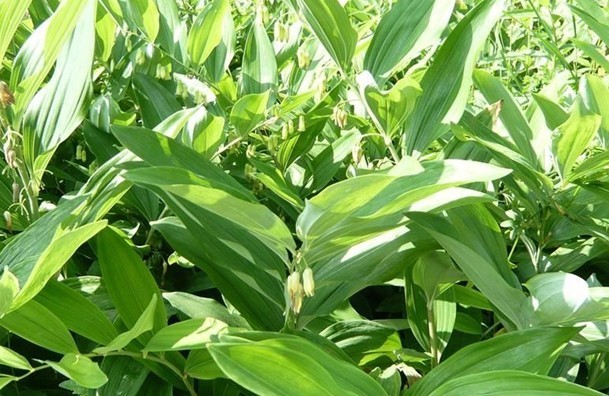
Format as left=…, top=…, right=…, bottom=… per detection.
left=135, top=49, right=146, bottom=65
left=332, top=106, right=348, bottom=129
left=75, top=144, right=83, bottom=161
left=12, top=182, right=19, bottom=203
left=6, top=150, right=17, bottom=168
left=246, top=144, right=256, bottom=158
left=281, top=123, right=289, bottom=140
left=287, top=272, right=304, bottom=314
left=3, top=211, right=11, bottom=232
left=302, top=267, right=315, bottom=297
left=297, top=47, right=311, bottom=69
left=298, top=115, right=306, bottom=132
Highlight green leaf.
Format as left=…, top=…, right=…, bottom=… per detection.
left=319, top=320, right=402, bottom=367
left=152, top=217, right=286, bottom=330
left=35, top=279, right=118, bottom=345
left=96, top=227, right=166, bottom=335
left=185, top=349, right=226, bottom=380
left=298, top=160, right=511, bottom=264
left=0, top=300, right=78, bottom=354
left=0, top=346, right=31, bottom=371
left=406, top=327, right=581, bottom=396
left=132, top=73, right=181, bottom=128
left=163, top=292, right=249, bottom=328
left=407, top=212, right=527, bottom=329
left=553, top=97, right=601, bottom=181
left=10, top=0, right=90, bottom=117
left=21, top=0, right=97, bottom=173
left=0, top=268, right=19, bottom=317
left=428, top=370, right=603, bottom=396
left=144, top=318, right=228, bottom=352
left=99, top=356, right=149, bottom=396
left=0, top=0, right=34, bottom=69
left=526, top=272, right=609, bottom=325
left=0, top=195, right=104, bottom=312
left=364, top=0, right=455, bottom=81
left=94, top=295, right=158, bottom=354
left=118, top=0, right=160, bottom=41
left=12, top=221, right=107, bottom=310
left=241, top=13, right=278, bottom=100
left=473, top=69, right=539, bottom=166
left=112, top=125, right=254, bottom=201
left=290, top=0, right=357, bottom=72
left=209, top=333, right=388, bottom=396
left=360, top=74, right=422, bottom=137
left=532, top=93, right=569, bottom=130
left=47, top=354, right=108, bottom=389
left=405, top=0, right=506, bottom=155
left=0, top=376, right=17, bottom=391
left=580, top=74, right=609, bottom=146
left=187, top=0, right=229, bottom=65
left=230, top=91, right=271, bottom=137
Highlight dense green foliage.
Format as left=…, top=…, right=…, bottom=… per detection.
left=2, top=0, right=609, bottom=394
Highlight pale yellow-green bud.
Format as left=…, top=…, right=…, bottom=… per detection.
left=332, top=106, right=348, bottom=129
left=3, top=211, right=11, bottom=232
left=244, top=163, right=256, bottom=181
left=135, top=49, right=146, bottom=66
left=287, top=272, right=304, bottom=314
left=75, top=144, right=83, bottom=161
left=6, top=150, right=17, bottom=169
left=246, top=144, right=256, bottom=158
left=268, top=134, right=280, bottom=151
left=281, top=123, right=289, bottom=140
left=12, top=182, right=19, bottom=203
left=302, top=267, right=315, bottom=297
left=297, top=47, right=311, bottom=69
left=298, top=115, right=306, bottom=132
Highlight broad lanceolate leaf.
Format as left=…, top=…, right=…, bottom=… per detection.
left=46, top=354, right=108, bottom=389
left=407, top=212, right=528, bottom=329
left=10, top=0, right=90, bottom=118
left=580, top=75, right=609, bottom=147
left=0, top=0, right=34, bottom=69
left=553, top=97, right=601, bottom=182
left=364, top=0, right=455, bottom=81
left=0, top=300, right=79, bottom=354
left=230, top=91, right=271, bottom=137
left=297, top=159, right=510, bottom=264
left=0, top=268, right=19, bottom=317
left=153, top=217, right=286, bottom=330
left=118, top=0, right=160, bottom=42
left=35, top=279, right=118, bottom=345
left=289, top=0, right=357, bottom=72
left=94, top=295, right=158, bottom=354
left=209, top=333, right=388, bottom=396
left=404, top=0, right=506, bottom=155
left=473, top=69, right=539, bottom=166
left=360, top=74, right=422, bottom=137
left=144, top=318, right=228, bottom=351
left=187, top=0, right=229, bottom=65
left=406, top=327, right=581, bottom=395
left=0, top=346, right=31, bottom=371
left=241, top=13, right=278, bottom=100
left=163, top=292, right=249, bottom=328
left=22, top=0, right=96, bottom=175
left=0, top=195, right=106, bottom=312
left=428, top=370, right=603, bottom=396
left=96, top=227, right=167, bottom=335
